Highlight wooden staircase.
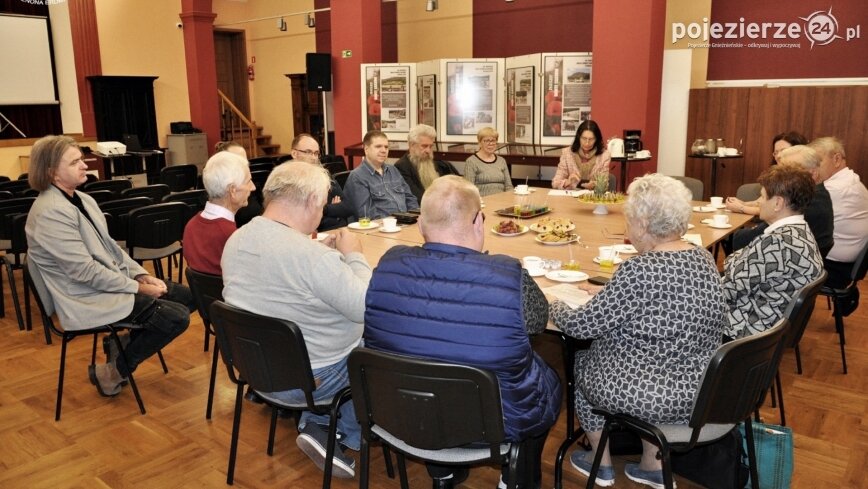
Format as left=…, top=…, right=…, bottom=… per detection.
left=218, top=90, right=284, bottom=158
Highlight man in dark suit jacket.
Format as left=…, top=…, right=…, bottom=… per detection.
left=394, top=124, right=459, bottom=203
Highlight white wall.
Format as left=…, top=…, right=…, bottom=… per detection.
left=657, top=49, right=692, bottom=176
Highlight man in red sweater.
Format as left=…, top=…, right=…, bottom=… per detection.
left=183, top=150, right=255, bottom=275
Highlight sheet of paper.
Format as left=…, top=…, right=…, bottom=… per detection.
left=542, top=284, right=593, bottom=309
left=547, top=189, right=592, bottom=197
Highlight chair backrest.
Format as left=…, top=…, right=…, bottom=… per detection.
left=162, top=189, right=208, bottom=217
left=248, top=162, right=275, bottom=174
left=0, top=179, right=32, bottom=196
left=83, top=189, right=116, bottom=204
left=185, top=268, right=224, bottom=325
left=688, top=318, right=788, bottom=433
left=121, top=184, right=171, bottom=202
left=126, top=202, right=188, bottom=251
left=333, top=170, right=351, bottom=190
left=24, top=256, right=56, bottom=318
left=670, top=176, right=704, bottom=201
left=250, top=170, right=270, bottom=204
left=276, top=154, right=293, bottom=164
left=159, top=164, right=199, bottom=192
left=248, top=155, right=280, bottom=165
left=736, top=183, right=762, bottom=202
left=782, top=270, right=828, bottom=349
left=99, top=197, right=154, bottom=241
left=82, top=179, right=133, bottom=196
left=347, top=347, right=506, bottom=452
left=0, top=190, right=14, bottom=200
left=0, top=176, right=10, bottom=183
left=321, top=155, right=347, bottom=175
left=209, top=301, right=318, bottom=405
left=17, top=172, right=29, bottom=180
left=0, top=197, right=36, bottom=241
left=9, top=213, right=29, bottom=255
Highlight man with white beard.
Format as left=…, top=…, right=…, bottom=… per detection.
left=394, top=124, right=460, bottom=203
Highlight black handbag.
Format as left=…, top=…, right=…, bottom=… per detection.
left=671, top=428, right=750, bottom=489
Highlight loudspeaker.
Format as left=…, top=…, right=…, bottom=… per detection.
left=306, top=53, right=332, bottom=92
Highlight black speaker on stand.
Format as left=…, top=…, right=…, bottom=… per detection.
left=305, top=53, right=332, bottom=154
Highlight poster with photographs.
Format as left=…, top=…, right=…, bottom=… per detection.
left=445, top=61, right=497, bottom=136
left=506, top=66, right=534, bottom=144
left=365, top=65, right=411, bottom=133
left=417, top=74, right=436, bottom=128
left=542, top=55, right=592, bottom=137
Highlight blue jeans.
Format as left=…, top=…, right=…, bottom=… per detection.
left=259, top=355, right=360, bottom=451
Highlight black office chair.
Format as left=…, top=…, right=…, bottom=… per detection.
left=24, top=257, right=167, bottom=421
left=347, top=347, right=523, bottom=489
left=248, top=162, right=275, bottom=174
left=250, top=169, right=270, bottom=205
left=126, top=202, right=187, bottom=282
left=99, top=196, right=153, bottom=246
left=0, top=176, right=10, bottom=183
left=82, top=179, right=133, bottom=197
left=121, top=183, right=171, bottom=202
left=248, top=155, right=280, bottom=165
left=160, top=164, right=199, bottom=192
left=321, top=155, right=347, bottom=175
left=584, top=318, right=789, bottom=489
left=184, top=268, right=224, bottom=420
left=818, top=241, right=868, bottom=374
left=17, top=172, right=29, bottom=180
left=162, top=189, right=208, bottom=224
left=209, top=300, right=352, bottom=488
left=0, top=197, right=36, bottom=328
left=83, top=189, right=116, bottom=204
left=769, top=270, right=827, bottom=426
left=0, top=190, right=14, bottom=200
left=333, top=170, right=351, bottom=190
left=276, top=154, right=293, bottom=164
left=0, top=179, right=32, bottom=196
left=670, top=176, right=704, bottom=201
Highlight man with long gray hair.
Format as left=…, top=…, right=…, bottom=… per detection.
left=394, top=124, right=459, bottom=202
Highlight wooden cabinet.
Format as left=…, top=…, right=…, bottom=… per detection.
left=287, top=74, right=326, bottom=150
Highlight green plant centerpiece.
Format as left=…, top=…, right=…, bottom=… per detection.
left=577, top=176, right=627, bottom=214
left=594, top=173, right=609, bottom=197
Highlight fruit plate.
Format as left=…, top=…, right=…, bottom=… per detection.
left=535, top=234, right=580, bottom=246
left=491, top=225, right=530, bottom=237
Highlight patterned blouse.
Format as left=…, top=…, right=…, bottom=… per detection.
left=722, top=220, right=823, bottom=339
left=550, top=247, right=724, bottom=427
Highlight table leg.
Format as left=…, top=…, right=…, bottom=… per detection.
left=620, top=159, right=628, bottom=192
left=709, top=157, right=720, bottom=199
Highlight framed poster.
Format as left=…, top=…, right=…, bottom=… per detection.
left=445, top=61, right=498, bottom=136
left=364, top=65, right=412, bottom=133
left=542, top=54, right=592, bottom=137
left=416, top=74, right=436, bottom=128
left=506, top=66, right=534, bottom=144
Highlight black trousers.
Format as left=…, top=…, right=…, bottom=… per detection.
left=115, top=281, right=193, bottom=377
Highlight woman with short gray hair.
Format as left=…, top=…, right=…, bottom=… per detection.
left=550, top=174, right=724, bottom=488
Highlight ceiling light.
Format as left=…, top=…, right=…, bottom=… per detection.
left=278, top=17, right=287, bottom=31
left=426, top=0, right=437, bottom=12
left=306, top=12, right=315, bottom=28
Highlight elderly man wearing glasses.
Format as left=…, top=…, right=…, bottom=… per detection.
left=464, top=126, right=514, bottom=196
left=394, top=124, right=460, bottom=203
left=291, top=133, right=355, bottom=230
left=364, top=175, right=560, bottom=489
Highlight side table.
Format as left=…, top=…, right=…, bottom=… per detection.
left=687, top=153, right=744, bottom=198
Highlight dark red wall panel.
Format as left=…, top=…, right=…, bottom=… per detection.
left=706, top=0, right=868, bottom=79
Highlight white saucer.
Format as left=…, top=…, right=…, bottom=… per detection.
left=692, top=206, right=715, bottom=213
left=612, top=244, right=638, bottom=254
left=524, top=267, right=546, bottom=277
left=709, top=203, right=727, bottom=209
left=688, top=223, right=696, bottom=229
left=315, top=233, right=330, bottom=241
left=380, top=226, right=402, bottom=233
left=545, top=270, right=589, bottom=283
left=514, top=191, right=531, bottom=196
left=708, top=222, right=733, bottom=229
left=348, top=221, right=379, bottom=230
left=700, top=218, right=712, bottom=224
left=593, top=256, right=624, bottom=265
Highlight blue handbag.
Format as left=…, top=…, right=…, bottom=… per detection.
left=740, top=422, right=793, bottom=489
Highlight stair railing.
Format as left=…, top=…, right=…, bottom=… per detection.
left=218, top=89, right=259, bottom=158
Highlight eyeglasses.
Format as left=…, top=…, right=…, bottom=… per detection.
left=580, top=137, right=596, bottom=143
left=481, top=139, right=498, bottom=144
left=472, top=210, right=486, bottom=224
left=295, top=149, right=320, bottom=157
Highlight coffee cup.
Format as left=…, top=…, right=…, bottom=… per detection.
left=712, top=213, right=730, bottom=227
left=516, top=184, right=529, bottom=194
left=710, top=196, right=723, bottom=207
left=382, top=217, right=398, bottom=230
left=717, top=146, right=727, bottom=156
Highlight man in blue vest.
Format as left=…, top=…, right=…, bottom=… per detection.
left=364, top=175, right=561, bottom=489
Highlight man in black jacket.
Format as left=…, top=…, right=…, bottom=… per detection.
left=394, top=124, right=459, bottom=202
left=291, top=133, right=355, bottom=230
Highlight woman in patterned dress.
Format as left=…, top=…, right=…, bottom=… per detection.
left=550, top=174, right=725, bottom=488
left=722, top=164, right=823, bottom=339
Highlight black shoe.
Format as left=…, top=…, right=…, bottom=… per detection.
left=433, top=467, right=469, bottom=489
left=244, top=386, right=264, bottom=403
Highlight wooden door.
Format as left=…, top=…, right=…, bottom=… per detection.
left=214, top=30, right=249, bottom=117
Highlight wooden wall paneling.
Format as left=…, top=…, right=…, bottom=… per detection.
left=685, top=88, right=750, bottom=199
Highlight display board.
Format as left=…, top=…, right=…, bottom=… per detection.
left=416, top=74, right=436, bottom=128
left=360, top=64, right=415, bottom=138
left=506, top=65, right=535, bottom=144
left=444, top=60, right=500, bottom=139
left=540, top=53, right=593, bottom=145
